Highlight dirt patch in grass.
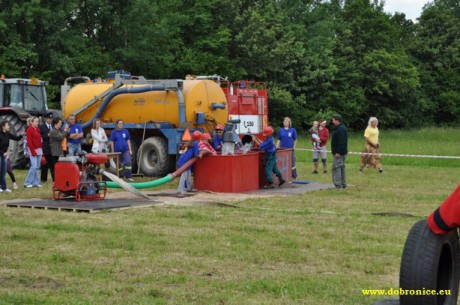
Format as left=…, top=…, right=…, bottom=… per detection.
left=26, top=276, right=64, bottom=289
left=107, top=181, right=334, bottom=208
left=0, top=276, right=64, bottom=289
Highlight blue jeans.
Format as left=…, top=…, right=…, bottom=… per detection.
left=68, top=143, right=81, bottom=156
left=0, top=156, right=7, bottom=190
left=25, top=155, right=41, bottom=186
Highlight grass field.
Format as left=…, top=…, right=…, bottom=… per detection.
left=0, top=127, right=459, bottom=305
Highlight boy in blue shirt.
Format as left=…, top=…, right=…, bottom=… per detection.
left=212, top=124, right=224, bottom=152
left=253, top=126, right=285, bottom=189
left=176, top=131, right=202, bottom=197
left=109, top=119, right=133, bottom=181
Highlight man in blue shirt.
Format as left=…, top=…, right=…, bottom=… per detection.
left=253, top=126, right=285, bottom=189
left=109, top=120, right=133, bottom=181
left=66, top=114, right=83, bottom=156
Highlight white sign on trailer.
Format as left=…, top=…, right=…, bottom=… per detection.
left=229, top=115, right=261, bottom=134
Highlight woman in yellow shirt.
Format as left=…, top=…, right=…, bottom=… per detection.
left=359, top=117, right=383, bottom=173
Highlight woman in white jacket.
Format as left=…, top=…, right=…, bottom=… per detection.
left=91, top=119, right=108, bottom=153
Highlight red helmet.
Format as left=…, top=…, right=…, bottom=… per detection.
left=262, top=126, right=274, bottom=137
left=215, top=124, right=224, bottom=131
left=202, top=133, right=211, bottom=140
left=192, top=130, right=202, bottom=141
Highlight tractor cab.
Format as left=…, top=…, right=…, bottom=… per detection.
left=0, top=75, right=51, bottom=168
left=0, top=77, right=48, bottom=117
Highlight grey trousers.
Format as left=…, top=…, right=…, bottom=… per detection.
left=177, top=169, right=192, bottom=193
left=332, top=155, right=347, bottom=189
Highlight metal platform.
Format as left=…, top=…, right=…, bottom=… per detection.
left=2, top=198, right=162, bottom=213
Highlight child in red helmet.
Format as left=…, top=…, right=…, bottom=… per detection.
left=199, top=133, right=217, bottom=155
left=253, top=126, right=285, bottom=188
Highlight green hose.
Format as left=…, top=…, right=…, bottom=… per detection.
left=105, top=156, right=197, bottom=190
left=106, top=174, right=173, bottom=189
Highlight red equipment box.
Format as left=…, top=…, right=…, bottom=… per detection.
left=194, top=152, right=260, bottom=193
left=258, top=148, right=293, bottom=187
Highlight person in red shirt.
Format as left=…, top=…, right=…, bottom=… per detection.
left=24, top=117, right=43, bottom=188
left=312, top=119, right=330, bottom=174
left=428, top=186, right=460, bottom=235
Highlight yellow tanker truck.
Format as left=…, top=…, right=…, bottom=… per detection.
left=61, top=71, right=229, bottom=176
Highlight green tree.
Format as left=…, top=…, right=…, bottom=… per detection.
left=171, top=0, right=243, bottom=78
left=281, top=0, right=339, bottom=128
left=412, top=0, right=460, bottom=123
left=233, top=0, right=306, bottom=127
left=361, top=49, right=420, bottom=127
left=111, top=0, right=183, bottom=77
left=327, top=0, right=423, bottom=128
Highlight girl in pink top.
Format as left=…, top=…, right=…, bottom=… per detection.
left=198, top=133, right=217, bottom=155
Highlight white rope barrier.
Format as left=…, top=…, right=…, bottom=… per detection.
left=295, top=148, right=460, bottom=159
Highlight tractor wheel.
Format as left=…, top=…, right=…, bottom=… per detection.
left=130, top=140, right=139, bottom=174
left=0, top=114, right=28, bottom=168
left=138, top=137, right=173, bottom=177
left=400, top=220, right=459, bottom=305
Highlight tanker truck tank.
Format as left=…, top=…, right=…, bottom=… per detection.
left=61, top=76, right=228, bottom=177
left=62, top=79, right=228, bottom=129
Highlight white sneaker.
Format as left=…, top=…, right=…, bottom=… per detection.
left=0, top=189, right=3, bottom=193
left=33, top=184, right=43, bottom=188
left=25, top=185, right=33, bottom=188
left=13, top=182, right=18, bottom=189
left=4, top=189, right=11, bottom=193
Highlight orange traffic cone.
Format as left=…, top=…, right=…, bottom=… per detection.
left=182, top=128, right=191, bottom=141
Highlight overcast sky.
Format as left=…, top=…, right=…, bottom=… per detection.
left=383, top=0, right=432, bottom=20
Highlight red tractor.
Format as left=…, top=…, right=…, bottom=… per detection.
left=0, top=75, right=61, bottom=168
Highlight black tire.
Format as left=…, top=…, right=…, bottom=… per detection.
left=0, top=114, right=28, bottom=168
left=400, top=220, right=459, bottom=305
left=138, top=137, right=172, bottom=177
left=130, top=140, right=139, bottom=174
